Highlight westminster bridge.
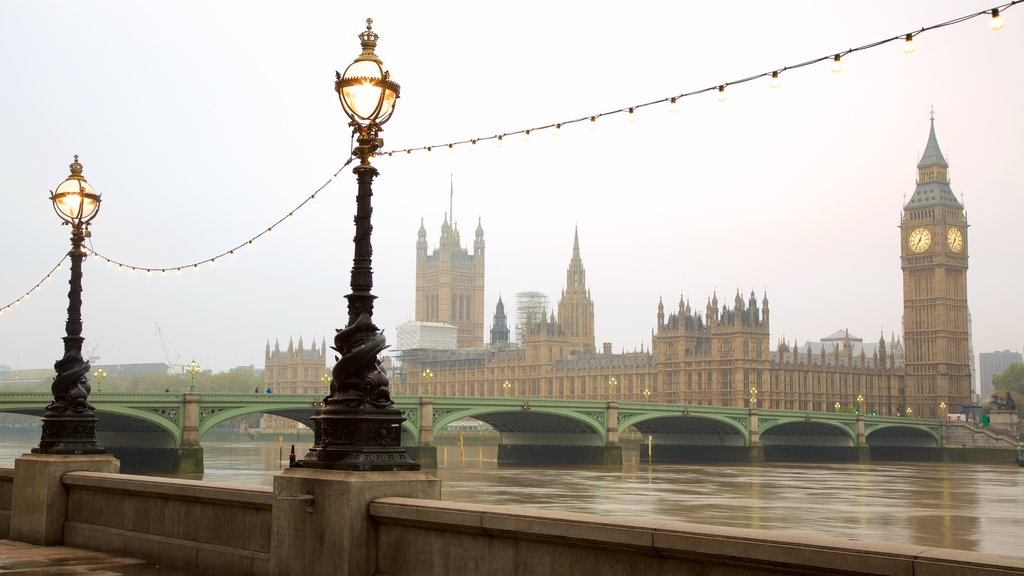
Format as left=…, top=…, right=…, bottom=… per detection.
left=0, top=392, right=1014, bottom=472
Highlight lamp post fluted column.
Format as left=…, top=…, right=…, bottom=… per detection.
left=299, top=19, right=417, bottom=471
left=34, top=156, right=104, bottom=455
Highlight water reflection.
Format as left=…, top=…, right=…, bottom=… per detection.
left=0, top=434, right=1020, bottom=555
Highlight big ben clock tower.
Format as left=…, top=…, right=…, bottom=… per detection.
left=900, top=111, right=971, bottom=418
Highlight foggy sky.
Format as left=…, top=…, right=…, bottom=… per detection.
left=2, top=1, right=1022, bottom=383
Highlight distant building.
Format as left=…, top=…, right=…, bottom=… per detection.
left=260, top=336, right=327, bottom=431
left=415, top=214, right=485, bottom=348
left=92, top=363, right=174, bottom=377
left=388, top=117, right=974, bottom=418
left=0, top=364, right=9, bottom=377
left=979, top=350, right=1023, bottom=399
left=514, top=291, right=549, bottom=344
left=489, top=296, right=510, bottom=347
left=396, top=321, right=458, bottom=350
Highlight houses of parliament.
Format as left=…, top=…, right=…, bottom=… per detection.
left=268, top=118, right=974, bottom=420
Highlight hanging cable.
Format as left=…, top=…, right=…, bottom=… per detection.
left=86, top=155, right=356, bottom=274
left=0, top=255, right=70, bottom=317
left=378, top=1, right=1020, bottom=155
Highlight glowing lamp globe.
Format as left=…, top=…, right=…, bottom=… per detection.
left=50, top=155, right=101, bottom=226
left=336, top=18, right=400, bottom=128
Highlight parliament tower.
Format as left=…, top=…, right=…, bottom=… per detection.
left=415, top=214, right=485, bottom=347
left=900, top=113, right=971, bottom=417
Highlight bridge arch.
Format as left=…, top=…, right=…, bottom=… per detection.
left=760, top=417, right=857, bottom=446
left=621, top=413, right=748, bottom=446
left=433, top=406, right=606, bottom=445
left=198, top=403, right=318, bottom=439
left=865, top=423, right=940, bottom=447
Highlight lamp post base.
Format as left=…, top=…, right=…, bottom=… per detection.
left=32, top=411, right=105, bottom=455
left=299, top=406, right=419, bottom=471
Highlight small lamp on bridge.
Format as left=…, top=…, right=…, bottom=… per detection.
left=320, top=372, right=331, bottom=392
left=503, top=380, right=511, bottom=397
left=185, top=359, right=200, bottom=393
left=834, top=401, right=841, bottom=412
left=608, top=377, right=617, bottom=400
left=34, top=156, right=105, bottom=455
left=749, top=386, right=758, bottom=408
left=939, top=401, right=947, bottom=417
left=422, top=369, right=433, bottom=395
left=93, top=368, right=106, bottom=393
left=856, top=394, right=865, bottom=415
left=643, top=387, right=651, bottom=402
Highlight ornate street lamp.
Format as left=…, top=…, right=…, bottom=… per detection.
left=643, top=387, right=651, bottom=402
left=608, top=377, right=617, bottom=400
left=422, top=369, right=433, bottom=396
left=749, top=386, right=758, bottom=408
left=300, top=19, right=417, bottom=471
left=93, top=368, right=106, bottom=393
left=834, top=401, right=841, bottom=412
left=939, top=401, right=947, bottom=418
left=503, top=380, right=510, bottom=397
left=185, top=360, right=200, bottom=393
left=321, top=372, right=331, bottom=391
left=857, top=394, right=865, bottom=415
left=34, top=155, right=105, bottom=455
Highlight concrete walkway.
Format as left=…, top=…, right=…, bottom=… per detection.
left=0, top=540, right=192, bottom=575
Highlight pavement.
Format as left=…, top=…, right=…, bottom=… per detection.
left=0, top=540, right=192, bottom=575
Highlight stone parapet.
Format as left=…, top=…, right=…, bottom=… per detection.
left=61, top=471, right=272, bottom=576
left=0, top=466, right=12, bottom=539
left=370, top=497, right=1024, bottom=576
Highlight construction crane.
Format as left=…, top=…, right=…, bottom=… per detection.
left=154, top=322, right=182, bottom=374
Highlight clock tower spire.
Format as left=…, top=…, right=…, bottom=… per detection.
left=900, top=111, right=970, bottom=418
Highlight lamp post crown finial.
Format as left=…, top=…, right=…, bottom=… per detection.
left=358, top=17, right=380, bottom=58
left=70, top=155, right=83, bottom=177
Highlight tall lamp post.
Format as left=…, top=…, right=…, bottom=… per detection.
left=749, top=386, right=758, bottom=408
left=422, top=369, right=433, bottom=396
left=34, top=155, right=105, bottom=455
left=300, top=19, right=418, bottom=471
left=857, top=394, right=865, bottom=415
left=608, top=377, right=617, bottom=400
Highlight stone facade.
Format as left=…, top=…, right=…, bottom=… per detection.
left=415, top=215, right=485, bottom=348
left=392, top=119, right=973, bottom=419
left=260, top=336, right=327, bottom=432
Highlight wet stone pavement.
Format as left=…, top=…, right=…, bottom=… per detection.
left=0, top=540, right=192, bottom=575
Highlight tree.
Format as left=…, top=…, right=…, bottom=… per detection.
left=991, top=362, right=1024, bottom=418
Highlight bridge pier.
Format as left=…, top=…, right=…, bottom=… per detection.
left=405, top=396, right=437, bottom=468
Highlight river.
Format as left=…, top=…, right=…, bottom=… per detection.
left=2, top=431, right=1022, bottom=556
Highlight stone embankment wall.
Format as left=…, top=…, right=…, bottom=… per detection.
left=3, top=464, right=1024, bottom=576
left=370, top=497, right=1024, bottom=576
left=943, top=421, right=1016, bottom=449
left=0, top=467, right=12, bottom=538
left=61, top=471, right=271, bottom=576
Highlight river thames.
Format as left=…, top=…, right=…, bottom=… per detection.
left=2, top=432, right=1022, bottom=556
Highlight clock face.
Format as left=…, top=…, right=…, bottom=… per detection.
left=908, top=227, right=931, bottom=253
left=947, top=227, right=964, bottom=253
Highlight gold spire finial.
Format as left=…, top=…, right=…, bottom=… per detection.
left=929, top=105, right=935, bottom=122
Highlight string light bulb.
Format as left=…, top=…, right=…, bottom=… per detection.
left=553, top=124, right=561, bottom=137
left=990, top=8, right=1004, bottom=30
left=830, top=54, right=843, bottom=73
left=716, top=85, right=727, bottom=102
left=470, top=139, right=478, bottom=150
left=668, top=98, right=678, bottom=113
left=588, top=116, right=597, bottom=131
left=769, top=71, right=781, bottom=89
left=902, top=33, right=916, bottom=54
left=627, top=107, right=637, bottom=122
left=496, top=134, right=504, bottom=148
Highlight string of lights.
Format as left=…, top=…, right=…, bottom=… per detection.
left=85, top=155, right=356, bottom=275
left=2, top=2, right=1017, bottom=314
left=377, top=2, right=1018, bottom=156
left=0, top=255, right=69, bottom=318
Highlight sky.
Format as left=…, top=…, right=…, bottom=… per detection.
left=1, top=1, right=1022, bottom=380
